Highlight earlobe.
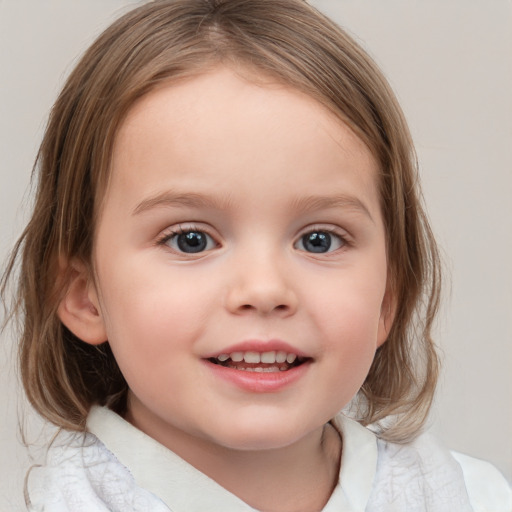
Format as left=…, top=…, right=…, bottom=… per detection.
left=57, top=261, right=107, bottom=345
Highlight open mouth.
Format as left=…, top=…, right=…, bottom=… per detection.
left=208, top=350, right=308, bottom=372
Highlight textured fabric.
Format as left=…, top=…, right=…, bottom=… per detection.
left=26, top=407, right=512, bottom=512
left=367, top=435, right=473, bottom=511
left=26, top=431, right=170, bottom=512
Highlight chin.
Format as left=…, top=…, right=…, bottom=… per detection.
left=205, top=421, right=317, bottom=452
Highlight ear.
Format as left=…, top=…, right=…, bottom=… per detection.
left=57, top=260, right=107, bottom=345
left=377, top=282, right=397, bottom=348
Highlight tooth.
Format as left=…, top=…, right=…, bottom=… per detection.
left=244, top=351, right=260, bottom=363
left=244, top=366, right=279, bottom=373
left=286, top=353, right=297, bottom=364
left=261, top=351, right=276, bottom=364
left=217, top=354, right=229, bottom=362
left=276, top=351, right=287, bottom=363
left=230, top=352, right=244, bottom=362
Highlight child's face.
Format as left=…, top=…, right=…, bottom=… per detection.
left=88, top=67, right=392, bottom=452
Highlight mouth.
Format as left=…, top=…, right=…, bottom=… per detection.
left=208, top=350, right=309, bottom=373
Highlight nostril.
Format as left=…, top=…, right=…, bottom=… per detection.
left=237, top=303, right=289, bottom=314
left=226, top=286, right=298, bottom=316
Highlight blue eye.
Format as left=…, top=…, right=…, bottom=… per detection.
left=296, top=231, right=344, bottom=253
left=164, top=230, right=216, bottom=254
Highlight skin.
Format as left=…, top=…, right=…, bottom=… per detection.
left=59, top=67, right=394, bottom=512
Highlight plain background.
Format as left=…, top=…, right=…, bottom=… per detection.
left=1, top=0, right=511, bottom=509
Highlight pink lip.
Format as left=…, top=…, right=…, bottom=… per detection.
left=203, top=339, right=310, bottom=359
left=202, top=339, right=312, bottom=393
left=203, top=358, right=312, bottom=393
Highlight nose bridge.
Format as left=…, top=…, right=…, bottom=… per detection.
left=225, top=240, right=297, bottom=316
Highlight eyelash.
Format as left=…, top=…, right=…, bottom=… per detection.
left=155, top=224, right=351, bottom=255
left=294, top=226, right=350, bottom=255
left=156, top=224, right=218, bottom=253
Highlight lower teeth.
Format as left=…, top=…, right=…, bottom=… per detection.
left=239, top=366, right=285, bottom=372
left=210, top=357, right=303, bottom=372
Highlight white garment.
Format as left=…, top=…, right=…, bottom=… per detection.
left=26, top=406, right=511, bottom=512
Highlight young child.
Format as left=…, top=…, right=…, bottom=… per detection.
left=2, top=0, right=510, bottom=510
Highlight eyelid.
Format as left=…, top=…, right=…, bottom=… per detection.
left=294, top=224, right=352, bottom=253
left=296, top=224, right=351, bottom=240
left=156, top=223, right=220, bottom=254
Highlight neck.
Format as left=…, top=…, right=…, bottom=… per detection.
left=194, top=424, right=342, bottom=512
left=125, top=405, right=342, bottom=512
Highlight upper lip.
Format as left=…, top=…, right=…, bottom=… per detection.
left=203, top=339, right=310, bottom=359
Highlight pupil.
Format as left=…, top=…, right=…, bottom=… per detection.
left=177, top=232, right=207, bottom=253
left=303, top=232, right=331, bottom=253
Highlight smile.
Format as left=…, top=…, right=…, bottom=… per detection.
left=209, top=351, right=306, bottom=372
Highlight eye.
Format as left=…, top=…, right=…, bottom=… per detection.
left=162, top=229, right=216, bottom=254
left=295, top=230, right=345, bottom=254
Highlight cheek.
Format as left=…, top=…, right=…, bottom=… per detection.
left=95, top=262, right=211, bottom=367
left=322, top=305, right=379, bottom=379
left=310, top=270, right=386, bottom=387
left=313, top=270, right=386, bottom=338
left=98, top=287, right=201, bottom=407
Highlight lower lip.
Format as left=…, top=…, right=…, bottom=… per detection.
left=203, top=360, right=311, bottom=393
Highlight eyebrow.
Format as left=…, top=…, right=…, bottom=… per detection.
left=132, top=191, right=233, bottom=215
left=290, top=194, right=375, bottom=222
left=133, top=190, right=374, bottom=222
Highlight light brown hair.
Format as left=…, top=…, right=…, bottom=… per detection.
left=2, top=0, right=440, bottom=442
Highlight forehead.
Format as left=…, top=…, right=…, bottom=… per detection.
left=107, top=66, right=380, bottom=216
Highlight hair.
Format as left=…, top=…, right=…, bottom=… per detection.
left=1, top=0, right=440, bottom=442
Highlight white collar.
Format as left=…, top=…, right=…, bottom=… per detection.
left=87, top=406, right=377, bottom=511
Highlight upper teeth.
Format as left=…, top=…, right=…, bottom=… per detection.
left=216, top=351, right=297, bottom=364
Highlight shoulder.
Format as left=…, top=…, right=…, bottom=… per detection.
left=370, top=432, right=511, bottom=512
left=26, top=429, right=170, bottom=512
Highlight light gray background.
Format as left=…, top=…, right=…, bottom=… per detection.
left=1, top=1, right=511, bottom=509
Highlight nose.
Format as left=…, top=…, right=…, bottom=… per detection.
left=224, top=250, right=298, bottom=317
